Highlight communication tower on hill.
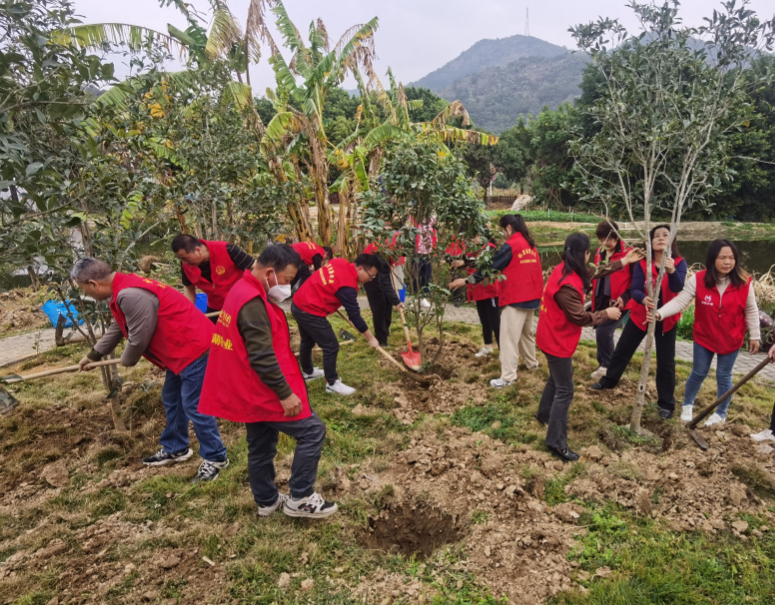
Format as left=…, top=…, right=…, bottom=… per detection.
left=525, top=8, right=530, bottom=37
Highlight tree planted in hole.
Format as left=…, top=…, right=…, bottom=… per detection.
left=360, top=138, right=488, bottom=367
left=569, top=0, right=775, bottom=434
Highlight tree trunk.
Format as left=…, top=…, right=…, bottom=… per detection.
left=336, top=182, right=351, bottom=257
left=629, top=320, right=656, bottom=433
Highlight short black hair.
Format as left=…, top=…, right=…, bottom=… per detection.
left=257, top=244, right=301, bottom=272
left=322, top=246, right=334, bottom=260
left=171, top=233, right=202, bottom=254
left=595, top=220, right=620, bottom=242
left=354, top=253, right=378, bottom=270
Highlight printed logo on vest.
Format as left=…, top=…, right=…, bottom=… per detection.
left=215, top=265, right=226, bottom=275
left=217, top=311, right=232, bottom=328
left=320, top=264, right=335, bottom=285
left=517, top=249, right=538, bottom=264
left=211, top=333, right=234, bottom=351
left=701, top=294, right=714, bottom=306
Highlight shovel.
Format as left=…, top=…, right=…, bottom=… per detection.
left=0, top=385, right=18, bottom=415
left=687, top=356, right=771, bottom=450
left=0, top=358, right=124, bottom=385
left=390, top=269, right=422, bottom=372
left=334, top=310, right=430, bottom=385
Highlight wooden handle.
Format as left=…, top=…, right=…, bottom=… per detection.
left=2, top=358, right=124, bottom=384
left=205, top=311, right=220, bottom=318
left=689, top=356, right=771, bottom=428
left=390, top=269, right=414, bottom=354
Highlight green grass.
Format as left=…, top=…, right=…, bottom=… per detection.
left=486, top=209, right=602, bottom=223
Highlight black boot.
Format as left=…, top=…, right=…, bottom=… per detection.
left=547, top=445, right=580, bottom=462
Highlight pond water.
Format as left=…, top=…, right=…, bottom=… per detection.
left=539, top=239, right=775, bottom=275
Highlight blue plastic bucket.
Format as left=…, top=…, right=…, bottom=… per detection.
left=41, top=300, right=82, bottom=328
left=195, top=293, right=208, bottom=313
left=398, top=287, right=406, bottom=303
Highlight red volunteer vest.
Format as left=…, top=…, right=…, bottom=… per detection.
left=467, top=243, right=501, bottom=302
left=536, top=264, right=585, bottom=358
left=109, top=272, right=213, bottom=374
left=292, top=241, right=325, bottom=266
left=629, top=257, right=684, bottom=333
left=499, top=233, right=544, bottom=307
left=199, top=271, right=311, bottom=423
left=446, top=237, right=466, bottom=257
left=591, top=241, right=634, bottom=311
left=693, top=270, right=751, bottom=355
left=293, top=258, right=359, bottom=317
left=181, top=240, right=243, bottom=310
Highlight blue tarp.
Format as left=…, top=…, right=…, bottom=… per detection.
left=41, top=300, right=83, bottom=328
left=195, top=293, right=208, bottom=313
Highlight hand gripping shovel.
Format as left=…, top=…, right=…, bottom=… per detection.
left=687, top=356, right=771, bottom=450
left=334, top=310, right=430, bottom=385
left=390, top=269, right=422, bottom=371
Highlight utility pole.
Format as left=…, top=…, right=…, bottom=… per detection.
left=525, top=8, right=530, bottom=37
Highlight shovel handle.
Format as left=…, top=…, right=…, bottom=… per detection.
left=390, top=269, right=415, bottom=354
left=688, top=355, right=771, bottom=429
left=205, top=311, right=220, bottom=318
left=334, top=310, right=416, bottom=376
left=2, top=358, right=124, bottom=384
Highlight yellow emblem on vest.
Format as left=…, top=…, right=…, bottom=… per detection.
left=215, top=265, right=226, bottom=276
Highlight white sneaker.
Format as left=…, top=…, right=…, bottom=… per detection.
left=704, top=413, right=725, bottom=427
left=302, top=367, right=325, bottom=382
left=680, top=405, right=694, bottom=423
left=590, top=366, right=607, bottom=380
left=283, top=492, right=338, bottom=519
left=751, top=429, right=775, bottom=443
left=326, top=379, right=356, bottom=396
left=489, top=378, right=514, bottom=389
left=258, top=494, right=288, bottom=517
left=475, top=347, right=493, bottom=358
left=420, top=298, right=431, bottom=309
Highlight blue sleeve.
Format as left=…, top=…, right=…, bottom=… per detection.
left=631, top=263, right=647, bottom=304
left=668, top=259, right=687, bottom=292
left=336, top=287, right=368, bottom=333
left=471, top=243, right=512, bottom=284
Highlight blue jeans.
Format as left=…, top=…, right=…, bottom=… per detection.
left=160, top=353, right=227, bottom=462
left=682, top=342, right=739, bottom=418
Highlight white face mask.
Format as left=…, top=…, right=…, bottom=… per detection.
left=265, top=271, right=291, bottom=303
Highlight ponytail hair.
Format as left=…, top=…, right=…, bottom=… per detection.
left=499, top=214, right=536, bottom=249
left=560, top=233, right=591, bottom=289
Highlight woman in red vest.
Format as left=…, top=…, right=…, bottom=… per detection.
left=590, top=224, right=687, bottom=420
left=651, top=239, right=760, bottom=426
left=590, top=220, right=642, bottom=380
left=290, top=241, right=333, bottom=290
left=199, top=245, right=337, bottom=518
left=450, top=214, right=543, bottom=387
left=536, top=234, right=622, bottom=461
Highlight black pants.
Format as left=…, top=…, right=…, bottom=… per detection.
left=364, top=281, right=392, bottom=346
left=410, top=255, right=432, bottom=295
left=536, top=354, right=575, bottom=450
left=769, top=401, right=775, bottom=432
left=205, top=306, right=219, bottom=325
left=475, top=298, right=501, bottom=346
left=593, top=311, right=628, bottom=367
left=291, top=264, right=313, bottom=291
left=245, top=412, right=326, bottom=506
left=599, top=319, right=677, bottom=412
left=291, top=302, right=340, bottom=384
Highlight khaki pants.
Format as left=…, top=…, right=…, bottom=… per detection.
left=498, top=306, right=538, bottom=382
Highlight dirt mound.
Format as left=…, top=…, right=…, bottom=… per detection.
left=0, top=289, right=48, bottom=334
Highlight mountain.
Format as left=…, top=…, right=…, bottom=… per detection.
left=437, top=52, right=589, bottom=133
left=411, top=35, right=568, bottom=92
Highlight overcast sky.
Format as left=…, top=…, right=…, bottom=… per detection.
left=73, top=0, right=775, bottom=92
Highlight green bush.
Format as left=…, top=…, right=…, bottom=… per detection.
left=676, top=303, right=694, bottom=341
left=486, top=208, right=601, bottom=224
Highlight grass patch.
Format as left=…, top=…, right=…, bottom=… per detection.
left=731, top=464, right=775, bottom=500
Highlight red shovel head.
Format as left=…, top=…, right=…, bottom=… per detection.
left=401, top=350, right=422, bottom=372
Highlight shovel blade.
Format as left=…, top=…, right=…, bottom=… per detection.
left=0, top=385, right=19, bottom=415
left=401, top=351, right=422, bottom=372
left=338, top=328, right=356, bottom=342
left=688, top=427, right=708, bottom=451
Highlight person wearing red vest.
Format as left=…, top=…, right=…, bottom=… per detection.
left=72, top=257, right=229, bottom=483
left=199, top=245, right=337, bottom=518
left=590, top=224, right=688, bottom=420
left=450, top=214, right=543, bottom=387
left=363, top=241, right=404, bottom=347
left=651, top=239, right=760, bottom=426
left=290, top=241, right=333, bottom=290
left=446, top=236, right=467, bottom=307
left=590, top=220, right=644, bottom=380
left=172, top=234, right=255, bottom=322
left=291, top=255, right=381, bottom=396
left=535, top=234, right=623, bottom=461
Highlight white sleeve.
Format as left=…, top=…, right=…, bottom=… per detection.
left=746, top=284, right=761, bottom=341
left=657, top=274, right=696, bottom=320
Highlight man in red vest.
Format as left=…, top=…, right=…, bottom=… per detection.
left=199, top=244, right=337, bottom=518
left=72, top=257, right=229, bottom=483
left=171, top=234, right=256, bottom=322
left=292, top=255, right=380, bottom=395
left=291, top=241, right=333, bottom=290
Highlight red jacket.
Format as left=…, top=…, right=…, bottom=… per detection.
left=293, top=258, right=359, bottom=317
left=693, top=270, right=751, bottom=355
left=630, top=257, right=684, bottom=333
left=591, top=241, right=634, bottom=311
left=536, top=264, right=585, bottom=358
left=182, top=240, right=243, bottom=311
left=499, top=233, right=543, bottom=307
left=199, top=271, right=310, bottom=423
left=109, top=272, right=213, bottom=374
left=292, top=241, right=325, bottom=266
left=467, top=243, right=500, bottom=302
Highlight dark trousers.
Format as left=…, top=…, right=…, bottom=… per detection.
left=410, top=255, right=432, bottom=295
left=536, top=354, right=575, bottom=451
left=160, top=353, right=227, bottom=462
left=364, top=281, right=392, bottom=346
left=475, top=298, right=501, bottom=346
left=291, top=302, right=340, bottom=384
left=291, top=264, right=313, bottom=291
left=769, top=401, right=775, bottom=433
left=205, top=306, right=219, bottom=325
left=594, top=311, right=628, bottom=367
left=245, top=412, right=326, bottom=506
left=599, top=319, right=677, bottom=412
